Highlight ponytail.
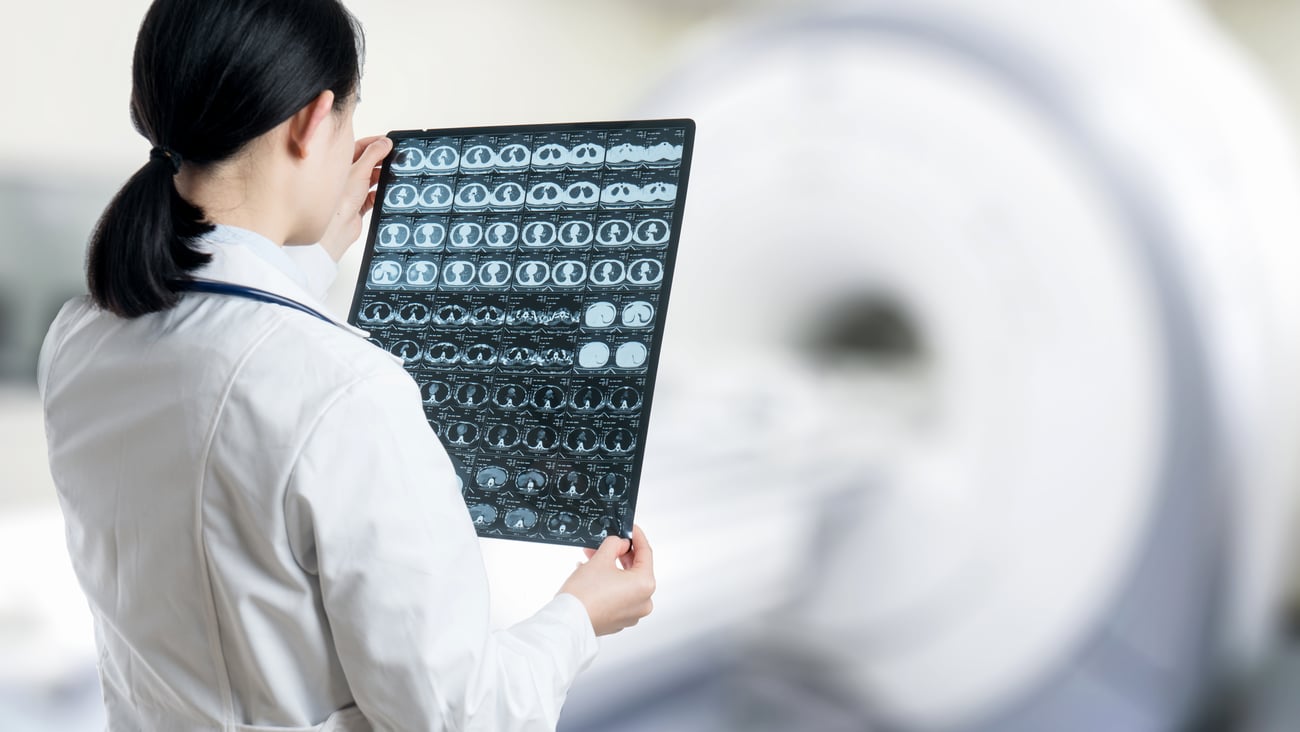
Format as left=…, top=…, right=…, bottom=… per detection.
left=86, top=154, right=213, bottom=318
left=86, top=0, right=364, bottom=319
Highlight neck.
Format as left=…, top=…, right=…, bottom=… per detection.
left=174, top=140, right=295, bottom=246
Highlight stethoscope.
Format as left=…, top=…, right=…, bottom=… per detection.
left=174, top=279, right=336, bottom=325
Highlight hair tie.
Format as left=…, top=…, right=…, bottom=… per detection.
left=149, top=146, right=183, bottom=175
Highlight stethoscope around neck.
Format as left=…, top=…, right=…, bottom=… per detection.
left=172, top=279, right=336, bottom=325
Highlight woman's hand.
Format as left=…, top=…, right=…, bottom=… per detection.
left=318, top=135, right=393, bottom=261
left=558, top=524, right=656, bottom=636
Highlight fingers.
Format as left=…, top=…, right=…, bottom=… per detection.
left=353, top=134, right=389, bottom=161
left=582, top=547, right=598, bottom=561
left=342, top=136, right=392, bottom=216
left=591, top=534, right=630, bottom=564
left=353, top=136, right=392, bottom=179
left=628, top=524, right=653, bottom=571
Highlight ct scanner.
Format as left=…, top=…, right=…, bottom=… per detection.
left=528, top=0, right=1300, bottom=730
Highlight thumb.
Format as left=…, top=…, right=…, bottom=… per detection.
left=353, top=134, right=389, bottom=159
left=590, top=535, right=630, bottom=564
left=627, top=524, right=653, bottom=571
left=355, top=136, right=393, bottom=173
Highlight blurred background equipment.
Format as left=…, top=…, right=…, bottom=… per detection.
left=554, top=0, right=1300, bottom=729
left=6, top=1, right=1300, bottom=731
left=0, top=176, right=108, bottom=381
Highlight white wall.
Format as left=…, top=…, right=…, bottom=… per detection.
left=0, top=0, right=721, bottom=176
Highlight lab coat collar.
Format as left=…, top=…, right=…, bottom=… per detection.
left=191, top=225, right=369, bottom=338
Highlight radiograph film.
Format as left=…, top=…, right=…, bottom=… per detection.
left=350, top=120, right=694, bottom=548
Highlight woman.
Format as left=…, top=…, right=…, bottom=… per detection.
left=37, top=0, right=655, bottom=729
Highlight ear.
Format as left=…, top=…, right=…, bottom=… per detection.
left=286, top=90, right=336, bottom=159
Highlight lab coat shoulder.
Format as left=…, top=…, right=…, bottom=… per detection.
left=280, top=361, right=601, bottom=730
left=37, top=296, right=101, bottom=398
left=214, top=298, right=412, bottom=448
left=250, top=318, right=601, bottom=731
left=199, top=296, right=429, bottom=570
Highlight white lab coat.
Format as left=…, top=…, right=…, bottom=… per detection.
left=37, top=225, right=598, bottom=731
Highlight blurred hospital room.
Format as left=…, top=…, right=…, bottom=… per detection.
left=11, top=0, right=1300, bottom=729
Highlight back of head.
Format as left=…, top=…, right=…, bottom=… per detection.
left=87, top=0, right=364, bottom=318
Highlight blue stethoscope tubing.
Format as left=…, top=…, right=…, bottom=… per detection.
left=175, top=279, right=336, bottom=325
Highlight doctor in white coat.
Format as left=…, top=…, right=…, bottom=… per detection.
left=37, top=0, right=656, bottom=730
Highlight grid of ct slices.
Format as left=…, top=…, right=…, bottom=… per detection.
left=355, top=124, right=689, bottom=546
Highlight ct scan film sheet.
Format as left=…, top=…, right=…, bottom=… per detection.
left=349, top=119, right=695, bottom=548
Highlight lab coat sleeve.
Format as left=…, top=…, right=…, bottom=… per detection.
left=282, top=244, right=338, bottom=301
left=284, top=365, right=598, bottom=731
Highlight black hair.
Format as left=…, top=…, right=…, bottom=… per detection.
left=87, top=0, right=364, bottom=318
